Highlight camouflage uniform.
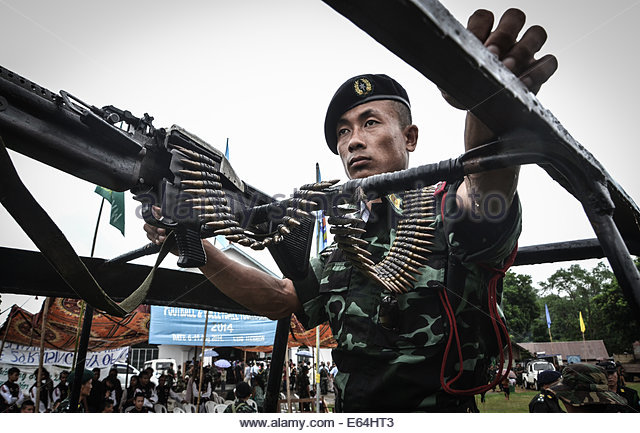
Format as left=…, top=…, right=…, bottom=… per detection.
left=53, top=397, right=86, bottom=413
left=548, top=363, right=630, bottom=412
left=294, top=182, right=521, bottom=412
left=223, top=399, right=257, bottom=413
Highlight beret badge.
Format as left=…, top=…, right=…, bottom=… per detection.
left=353, top=77, right=373, bottom=97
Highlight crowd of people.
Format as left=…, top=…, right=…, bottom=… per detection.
left=0, top=358, right=282, bottom=413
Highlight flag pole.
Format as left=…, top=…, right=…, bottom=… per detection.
left=196, top=311, right=209, bottom=413
left=34, top=296, right=52, bottom=413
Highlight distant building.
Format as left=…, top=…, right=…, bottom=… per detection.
left=515, top=340, right=610, bottom=363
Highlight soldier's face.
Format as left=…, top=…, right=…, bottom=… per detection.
left=81, top=380, right=92, bottom=397
left=336, top=100, right=417, bottom=179
left=606, top=372, right=618, bottom=391
left=9, top=372, right=19, bottom=382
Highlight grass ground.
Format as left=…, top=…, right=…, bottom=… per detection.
left=475, top=382, right=640, bottom=413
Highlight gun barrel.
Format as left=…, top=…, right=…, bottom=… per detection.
left=0, top=65, right=144, bottom=191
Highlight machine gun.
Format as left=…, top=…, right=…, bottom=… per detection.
left=0, top=64, right=322, bottom=315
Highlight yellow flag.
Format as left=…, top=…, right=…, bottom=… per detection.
left=579, top=311, right=586, bottom=333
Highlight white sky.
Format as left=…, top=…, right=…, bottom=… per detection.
left=1, top=0, right=639, bottom=321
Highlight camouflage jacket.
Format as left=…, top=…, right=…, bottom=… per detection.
left=53, top=396, right=86, bottom=413
left=294, top=182, right=521, bottom=412
left=223, top=399, right=257, bottom=413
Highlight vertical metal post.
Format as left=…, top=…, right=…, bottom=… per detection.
left=0, top=308, right=14, bottom=360
left=34, top=297, right=51, bottom=413
left=264, top=315, right=290, bottom=413
left=69, top=304, right=94, bottom=412
left=196, top=311, right=209, bottom=412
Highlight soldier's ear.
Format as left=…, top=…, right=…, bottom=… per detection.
left=404, top=124, right=418, bottom=153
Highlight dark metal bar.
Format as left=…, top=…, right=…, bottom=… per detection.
left=69, top=304, right=94, bottom=412
left=0, top=246, right=253, bottom=314
left=264, top=315, right=291, bottom=413
left=513, top=238, right=640, bottom=266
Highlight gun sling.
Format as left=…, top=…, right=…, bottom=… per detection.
left=0, top=137, right=174, bottom=317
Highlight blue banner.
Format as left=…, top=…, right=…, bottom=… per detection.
left=149, top=306, right=277, bottom=347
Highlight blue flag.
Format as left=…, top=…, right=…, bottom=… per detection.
left=225, top=138, right=230, bottom=160
left=545, top=303, right=552, bottom=328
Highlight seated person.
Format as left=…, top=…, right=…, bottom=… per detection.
left=224, top=382, right=256, bottom=413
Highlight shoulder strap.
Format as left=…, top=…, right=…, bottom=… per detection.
left=0, top=138, right=174, bottom=317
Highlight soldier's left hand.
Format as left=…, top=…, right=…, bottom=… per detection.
left=443, top=8, right=558, bottom=108
left=470, top=8, right=558, bottom=94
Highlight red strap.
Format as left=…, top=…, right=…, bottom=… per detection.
left=439, top=244, right=518, bottom=396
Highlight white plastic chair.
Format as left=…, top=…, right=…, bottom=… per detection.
left=154, top=403, right=168, bottom=413
left=215, top=395, right=225, bottom=403
left=223, top=400, right=234, bottom=405
left=182, top=403, right=197, bottom=413
left=213, top=403, right=228, bottom=413
left=204, top=400, right=217, bottom=413
left=173, top=406, right=185, bottom=413
left=247, top=399, right=258, bottom=412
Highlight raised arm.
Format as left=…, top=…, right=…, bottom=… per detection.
left=454, top=8, right=558, bottom=214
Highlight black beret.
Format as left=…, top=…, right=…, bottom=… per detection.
left=537, top=370, right=561, bottom=387
left=324, top=74, right=411, bottom=154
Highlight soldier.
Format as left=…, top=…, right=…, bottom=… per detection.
left=597, top=360, right=640, bottom=413
left=145, top=8, right=557, bottom=412
left=548, top=363, right=629, bottom=413
left=0, top=366, right=25, bottom=413
left=528, top=370, right=564, bottom=413
left=224, top=382, right=257, bottom=413
left=54, top=369, right=93, bottom=413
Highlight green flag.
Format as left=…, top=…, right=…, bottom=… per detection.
left=94, top=186, right=125, bottom=235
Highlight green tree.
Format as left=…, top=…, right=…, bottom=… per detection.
left=589, top=260, right=640, bottom=353
left=535, top=261, right=640, bottom=353
left=502, top=271, right=539, bottom=341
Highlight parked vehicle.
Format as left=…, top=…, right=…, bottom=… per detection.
left=523, top=360, right=555, bottom=390
left=99, top=362, right=139, bottom=387
left=143, top=358, right=177, bottom=384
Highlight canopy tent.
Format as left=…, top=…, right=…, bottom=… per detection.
left=0, top=300, right=335, bottom=353
left=0, top=298, right=149, bottom=351
left=241, top=315, right=336, bottom=353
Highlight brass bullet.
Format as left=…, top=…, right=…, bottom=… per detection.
left=180, top=158, right=219, bottom=173
left=214, top=227, right=246, bottom=236
left=204, top=220, right=238, bottom=229
left=178, top=170, right=220, bottom=181
left=174, top=146, right=217, bottom=166
left=186, top=197, right=228, bottom=205
left=181, top=180, right=223, bottom=190
left=194, top=205, right=232, bottom=214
